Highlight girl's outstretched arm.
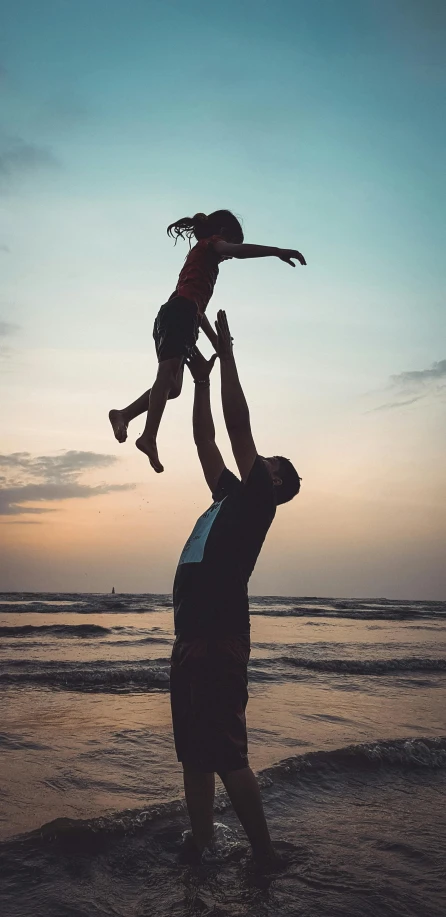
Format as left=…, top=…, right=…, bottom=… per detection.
left=214, top=240, right=306, bottom=266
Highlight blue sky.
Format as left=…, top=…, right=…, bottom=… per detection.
left=1, top=0, right=445, bottom=597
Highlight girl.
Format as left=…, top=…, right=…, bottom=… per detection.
left=109, top=209, right=306, bottom=472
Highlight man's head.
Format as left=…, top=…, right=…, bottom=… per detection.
left=262, top=456, right=301, bottom=505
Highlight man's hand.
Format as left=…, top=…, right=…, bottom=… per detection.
left=186, top=346, right=217, bottom=382
left=215, top=310, right=234, bottom=360
left=277, top=249, right=306, bottom=267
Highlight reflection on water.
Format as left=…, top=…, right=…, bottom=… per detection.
left=1, top=594, right=445, bottom=917
left=1, top=598, right=445, bottom=842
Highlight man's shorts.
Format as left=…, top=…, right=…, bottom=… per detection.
left=153, top=296, right=199, bottom=363
left=170, top=634, right=251, bottom=779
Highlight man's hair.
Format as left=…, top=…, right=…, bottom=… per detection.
left=167, top=209, right=244, bottom=245
left=274, top=457, right=301, bottom=505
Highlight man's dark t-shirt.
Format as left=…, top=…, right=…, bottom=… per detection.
left=173, top=457, right=276, bottom=637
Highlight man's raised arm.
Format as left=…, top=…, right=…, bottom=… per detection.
left=216, top=310, right=257, bottom=483
left=186, top=348, right=225, bottom=493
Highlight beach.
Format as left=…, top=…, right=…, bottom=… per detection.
left=1, top=593, right=445, bottom=916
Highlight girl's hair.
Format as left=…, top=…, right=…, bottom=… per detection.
left=167, top=210, right=244, bottom=245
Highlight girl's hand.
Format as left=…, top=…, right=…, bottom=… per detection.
left=278, top=249, right=307, bottom=267
left=186, top=347, right=217, bottom=381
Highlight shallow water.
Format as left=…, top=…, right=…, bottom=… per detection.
left=1, top=593, right=445, bottom=916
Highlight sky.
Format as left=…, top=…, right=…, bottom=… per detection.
left=0, top=0, right=445, bottom=598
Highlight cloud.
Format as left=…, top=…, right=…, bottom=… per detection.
left=368, top=396, right=424, bottom=413
left=0, top=321, right=19, bottom=336
left=369, top=358, right=446, bottom=413
left=0, top=135, right=59, bottom=187
left=0, top=345, right=12, bottom=364
left=0, top=450, right=135, bottom=516
left=0, top=321, right=19, bottom=367
left=1, top=450, right=116, bottom=481
left=0, top=244, right=10, bottom=253
left=390, top=359, right=446, bottom=386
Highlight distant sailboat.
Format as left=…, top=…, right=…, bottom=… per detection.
left=111, top=586, right=115, bottom=594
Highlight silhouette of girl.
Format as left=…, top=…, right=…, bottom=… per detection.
left=109, top=210, right=306, bottom=472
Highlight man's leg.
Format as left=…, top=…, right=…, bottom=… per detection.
left=221, top=766, right=276, bottom=866
left=183, top=765, right=215, bottom=852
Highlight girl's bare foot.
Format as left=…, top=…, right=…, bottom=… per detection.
left=135, top=436, right=164, bottom=473
left=109, top=410, right=128, bottom=444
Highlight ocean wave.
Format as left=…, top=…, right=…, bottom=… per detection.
left=7, top=736, right=445, bottom=848
left=0, top=733, right=50, bottom=751
left=259, top=736, right=446, bottom=785
left=108, top=635, right=172, bottom=646
left=0, top=660, right=170, bottom=693
left=279, top=655, right=446, bottom=675
left=251, top=607, right=444, bottom=620
left=2, top=653, right=445, bottom=693
left=0, top=624, right=172, bottom=643
left=251, top=596, right=446, bottom=619
left=0, top=593, right=444, bottom=620
left=0, top=624, right=112, bottom=638
left=0, top=602, right=161, bottom=615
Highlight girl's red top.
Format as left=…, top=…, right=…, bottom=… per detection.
left=174, top=235, right=227, bottom=315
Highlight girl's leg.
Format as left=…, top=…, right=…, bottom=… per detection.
left=109, top=389, right=152, bottom=443
left=109, top=360, right=185, bottom=446
left=136, top=357, right=184, bottom=472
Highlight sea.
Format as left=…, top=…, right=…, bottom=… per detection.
left=1, top=592, right=445, bottom=917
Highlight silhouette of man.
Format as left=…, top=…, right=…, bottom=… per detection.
left=170, top=310, right=301, bottom=868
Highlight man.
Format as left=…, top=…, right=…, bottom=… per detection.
left=170, top=310, right=301, bottom=869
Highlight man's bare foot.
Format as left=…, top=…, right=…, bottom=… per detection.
left=252, top=848, right=286, bottom=874
left=135, top=436, right=164, bottom=473
left=109, top=410, right=128, bottom=444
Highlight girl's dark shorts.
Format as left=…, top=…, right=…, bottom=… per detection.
left=153, top=296, right=199, bottom=363
left=170, top=634, right=251, bottom=780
